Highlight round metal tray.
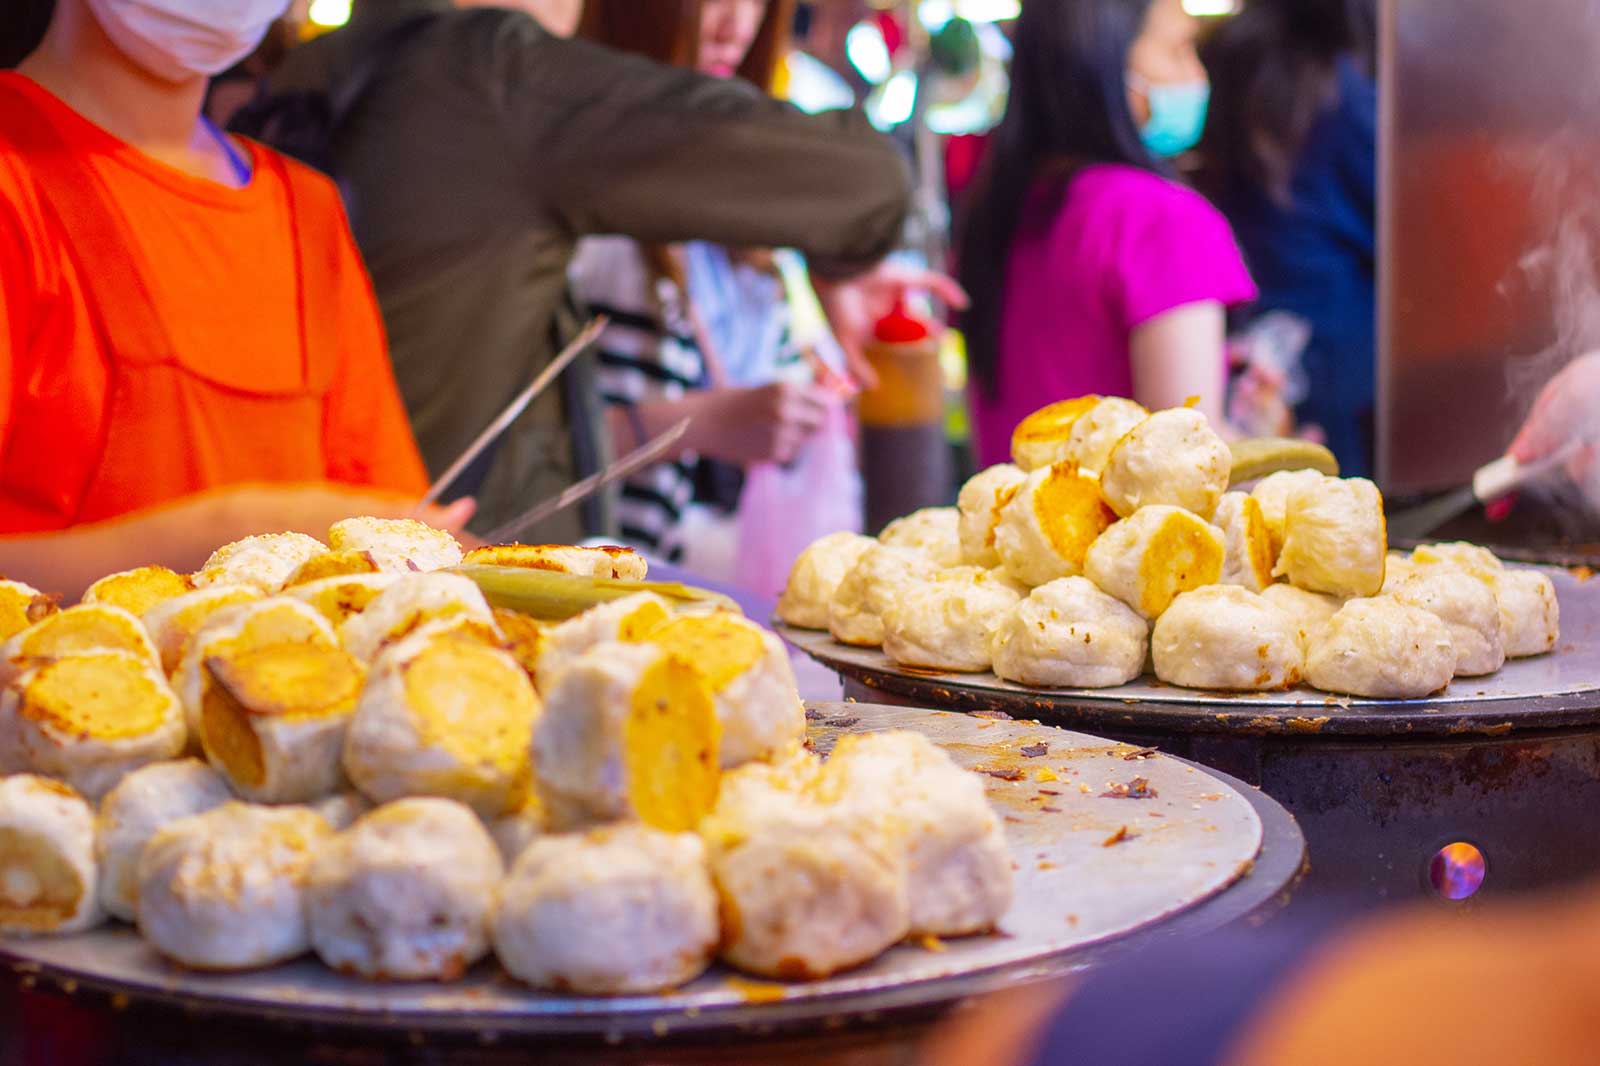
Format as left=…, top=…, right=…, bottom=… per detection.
left=780, top=566, right=1600, bottom=738
left=0, top=706, right=1303, bottom=1045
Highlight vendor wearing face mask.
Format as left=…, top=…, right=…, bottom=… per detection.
left=0, top=0, right=463, bottom=598
left=958, top=0, right=1259, bottom=466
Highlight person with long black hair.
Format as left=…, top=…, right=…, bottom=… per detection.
left=959, top=0, right=1257, bottom=468
left=1199, top=0, right=1378, bottom=476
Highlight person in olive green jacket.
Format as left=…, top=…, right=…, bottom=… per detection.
left=268, top=0, right=918, bottom=543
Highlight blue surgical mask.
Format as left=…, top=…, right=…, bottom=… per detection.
left=1131, top=77, right=1210, bottom=158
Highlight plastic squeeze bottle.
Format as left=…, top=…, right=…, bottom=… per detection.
left=856, top=298, right=952, bottom=532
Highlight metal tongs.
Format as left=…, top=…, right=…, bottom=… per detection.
left=417, top=317, right=608, bottom=510
left=483, top=418, right=692, bottom=543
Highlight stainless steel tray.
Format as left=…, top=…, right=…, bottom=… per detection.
left=0, top=706, right=1288, bottom=1041
left=781, top=567, right=1600, bottom=737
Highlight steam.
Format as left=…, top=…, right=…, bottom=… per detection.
left=1497, top=134, right=1600, bottom=523
left=1504, top=138, right=1600, bottom=403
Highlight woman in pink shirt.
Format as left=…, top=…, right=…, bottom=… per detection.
left=960, top=0, right=1258, bottom=467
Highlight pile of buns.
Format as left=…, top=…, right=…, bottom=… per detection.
left=779, top=397, right=1560, bottom=700
left=0, top=519, right=1012, bottom=994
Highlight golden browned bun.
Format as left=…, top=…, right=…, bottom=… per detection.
left=1062, top=397, right=1149, bottom=476
left=0, top=581, right=57, bottom=644
left=82, top=567, right=192, bottom=618
left=142, top=586, right=264, bottom=675
left=1249, top=469, right=1325, bottom=560
left=1010, top=396, right=1102, bottom=471
left=8, top=651, right=186, bottom=800
left=1, top=604, right=159, bottom=686
left=532, top=642, right=720, bottom=832
left=461, top=544, right=647, bottom=581
left=199, top=642, right=365, bottom=803
left=345, top=626, right=541, bottom=819
left=281, top=551, right=384, bottom=588
left=993, top=464, right=1117, bottom=588
left=1084, top=506, right=1225, bottom=620
left=327, top=517, right=462, bottom=573
left=1212, top=492, right=1275, bottom=592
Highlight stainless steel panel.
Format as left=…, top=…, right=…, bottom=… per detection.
left=1381, top=0, right=1600, bottom=492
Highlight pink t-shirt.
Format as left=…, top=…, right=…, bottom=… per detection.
left=969, top=164, right=1258, bottom=467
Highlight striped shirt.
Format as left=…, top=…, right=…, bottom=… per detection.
left=571, top=238, right=810, bottom=567
left=570, top=237, right=703, bottom=562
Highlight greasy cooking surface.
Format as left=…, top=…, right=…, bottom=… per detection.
left=0, top=707, right=1264, bottom=1037
left=783, top=566, right=1600, bottom=734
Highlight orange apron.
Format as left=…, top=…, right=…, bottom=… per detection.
left=0, top=84, right=340, bottom=531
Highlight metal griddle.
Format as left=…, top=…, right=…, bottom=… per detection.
left=781, top=569, right=1600, bottom=902
left=0, top=707, right=1302, bottom=1049
left=779, top=565, right=1600, bottom=738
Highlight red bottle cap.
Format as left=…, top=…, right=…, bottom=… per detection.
left=873, top=297, right=932, bottom=344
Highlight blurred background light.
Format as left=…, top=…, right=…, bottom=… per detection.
left=1182, top=0, right=1242, bottom=15
left=846, top=20, right=893, bottom=84
left=920, top=0, right=1020, bottom=30
left=954, top=0, right=1021, bottom=22
left=919, top=0, right=955, bottom=32
left=307, top=0, right=352, bottom=29
left=783, top=50, right=859, bottom=114
left=867, top=68, right=919, bottom=130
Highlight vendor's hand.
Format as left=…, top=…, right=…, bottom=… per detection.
left=812, top=263, right=970, bottom=391
left=0, top=484, right=479, bottom=602
left=691, top=383, right=830, bottom=466
left=418, top=497, right=477, bottom=535
left=1509, top=352, right=1600, bottom=488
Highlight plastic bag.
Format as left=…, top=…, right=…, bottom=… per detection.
left=734, top=397, right=862, bottom=601
left=1227, top=311, right=1313, bottom=439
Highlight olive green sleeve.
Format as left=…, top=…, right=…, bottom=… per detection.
left=488, top=23, right=911, bottom=277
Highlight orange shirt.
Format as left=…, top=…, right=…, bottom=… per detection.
left=0, top=73, right=426, bottom=533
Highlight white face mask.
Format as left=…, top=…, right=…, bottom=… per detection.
left=85, top=0, right=291, bottom=83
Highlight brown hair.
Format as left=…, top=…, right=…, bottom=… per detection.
left=3, top=0, right=55, bottom=69
left=578, top=0, right=795, bottom=94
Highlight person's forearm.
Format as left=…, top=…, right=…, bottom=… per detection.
left=0, top=483, right=437, bottom=603
left=1130, top=351, right=1227, bottom=421
left=0, top=499, right=232, bottom=601
left=604, top=397, right=711, bottom=460
left=1129, top=302, right=1230, bottom=427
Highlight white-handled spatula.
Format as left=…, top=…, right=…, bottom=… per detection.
left=1386, top=442, right=1582, bottom=542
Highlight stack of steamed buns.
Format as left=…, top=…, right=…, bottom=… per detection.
left=0, top=520, right=1013, bottom=996
left=779, top=397, right=1560, bottom=700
